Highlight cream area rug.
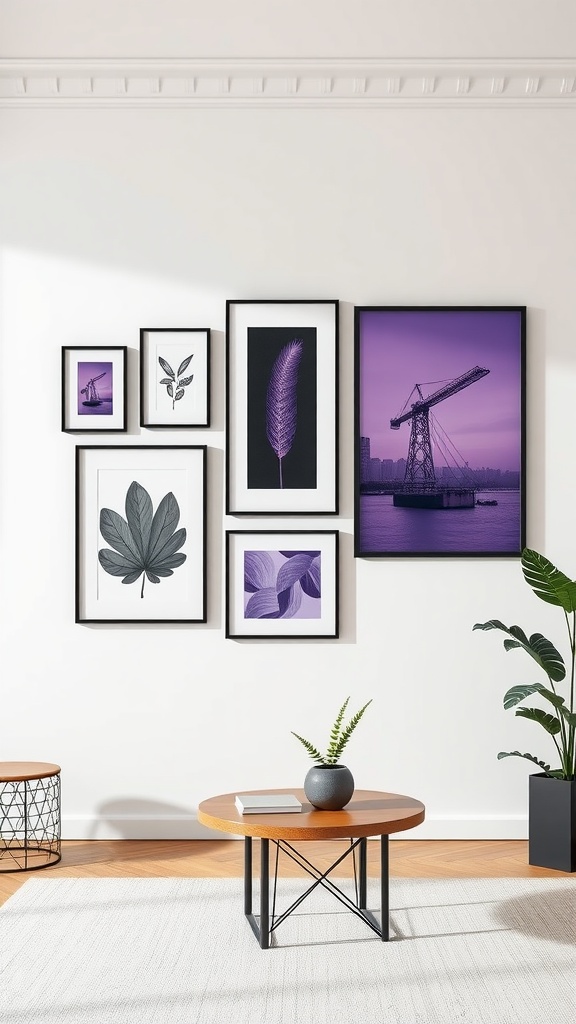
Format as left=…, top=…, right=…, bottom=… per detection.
left=1, top=876, right=574, bottom=1024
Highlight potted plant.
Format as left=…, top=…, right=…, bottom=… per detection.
left=474, top=548, right=576, bottom=871
left=291, top=696, right=372, bottom=810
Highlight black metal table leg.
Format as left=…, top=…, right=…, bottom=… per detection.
left=244, top=837, right=252, bottom=915
left=358, top=837, right=367, bottom=909
left=244, top=833, right=391, bottom=946
left=381, top=834, right=389, bottom=941
left=260, top=838, right=270, bottom=949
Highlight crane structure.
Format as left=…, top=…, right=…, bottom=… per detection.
left=389, top=365, right=489, bottom=508
left=80, top=371, right=107, bottom=407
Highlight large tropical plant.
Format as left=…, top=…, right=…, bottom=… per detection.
left=474, top=548, right=576, bottom=780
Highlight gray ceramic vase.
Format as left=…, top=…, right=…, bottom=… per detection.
left=304, top=764, right=355, bottom=810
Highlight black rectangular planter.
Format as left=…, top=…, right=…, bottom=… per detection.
left=529, top=773, right=576, bottom=872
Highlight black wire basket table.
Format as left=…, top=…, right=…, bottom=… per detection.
left=0, top=762, right=61, bottom=872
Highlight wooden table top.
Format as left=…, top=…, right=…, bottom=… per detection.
left=0, top=762, right=61, bottom=782
left=198, top=789, right=425, bottom=840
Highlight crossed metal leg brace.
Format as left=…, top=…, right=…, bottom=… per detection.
left=244, top=834, right=390, bottom=948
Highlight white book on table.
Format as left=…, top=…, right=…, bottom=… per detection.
left=235, top=793, right=302, bottom=814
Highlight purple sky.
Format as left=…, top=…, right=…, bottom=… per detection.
left=359, top=310, right=522, bottom=471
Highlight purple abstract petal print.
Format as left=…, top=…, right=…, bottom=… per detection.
left=279, top=550, right=321, bottom=558
left=243, top=549, right=322, bottom=621
left=244, top=550, right=276, bottom=593
left=300, top=556, right=321, bottom=598
left=245, top=587, right=279, bottom=618
left=275, top=553, right=315, bottom=594
left=277, top=582, right=303, bottom=618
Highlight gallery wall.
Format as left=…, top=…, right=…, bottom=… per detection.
left=1, top=1, right=576, bottom=838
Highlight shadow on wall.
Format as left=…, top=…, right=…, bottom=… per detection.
left=90, top=797, right=198, bottom=840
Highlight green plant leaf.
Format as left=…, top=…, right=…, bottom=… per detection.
left=497, top=751, right=552, bottom=771
left=558, top=706, right=576, bottom=729
left=473, top=620, right=565, bottom=682
left=521, top=548, right=576, bottom=613
left=332, top=700, right=373, bottom=763
left=503, top=683, right=565, bottom=710
left=326, top=697, right=350, bottom=761
left=292, top=697, right=372, bottom=765
left=290, top=732, right=325, bottom=764
left=514, top=707, right=561, bottom=735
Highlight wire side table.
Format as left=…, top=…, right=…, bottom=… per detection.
left=0, top=762, right=61, bottom=872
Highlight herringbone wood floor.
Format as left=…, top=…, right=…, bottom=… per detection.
left=0, top=839, right=567, bottom=907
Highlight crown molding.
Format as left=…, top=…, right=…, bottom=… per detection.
left=0, top=58, right=575, bottom=107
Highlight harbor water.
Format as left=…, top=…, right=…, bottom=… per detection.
left=359, top=489, right=521, bottom=554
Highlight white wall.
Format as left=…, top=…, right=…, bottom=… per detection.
left=1, top=0, right=575, bottom=59
left=1, top=2, right=576, bottom=840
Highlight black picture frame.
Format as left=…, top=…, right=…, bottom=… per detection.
left=76, top=445, right=207, bottom=623
left=226, top=300, right=339, bottom=514
left=140, top=328, right=211, bottom=428
left=226, top=530, right=339, bottom=639
left=62, top=346, right=127, bottom=433
left=354, top=305, right=526, bottom=557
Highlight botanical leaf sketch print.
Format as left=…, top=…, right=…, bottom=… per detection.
left=159, top=354, right=194, bottom=410
left=244, top=549, right=321, bottom=619
left=265, top=340, right=304, bottom=488
left=98, top=481, right=187, bottom=598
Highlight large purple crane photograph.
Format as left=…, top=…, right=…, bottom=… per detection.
left=354, top=306, right=526, bottom=557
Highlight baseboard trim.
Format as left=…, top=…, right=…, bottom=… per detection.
left=62, top=815, right=528, bottom=841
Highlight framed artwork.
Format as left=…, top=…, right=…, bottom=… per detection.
left=62, top=347, right=127, bottom=432
left=140, top=328, right=210, bottom=428
left=226, top=300, right=339, bottom=514
left=354, top=306, right=526, bottom=557
left=226, top=530, right=339, bottom=639
left=76, top=445, right=207, bottom=623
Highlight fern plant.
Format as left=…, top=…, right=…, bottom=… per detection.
left=291, top=697, right=373, bottom=766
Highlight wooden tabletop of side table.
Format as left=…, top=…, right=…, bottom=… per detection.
left=198, top=789, right=425, bottom=840
left=0, top=762, right=61, bottom=782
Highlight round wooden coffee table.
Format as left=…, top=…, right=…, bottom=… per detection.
left=198, top=788, right=425, bottom=948
left=0, top=762, right=61, bottom=872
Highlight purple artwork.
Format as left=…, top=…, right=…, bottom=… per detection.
left=244, top=550, right=321, bottom=619
left=247, top=327, right=317, bottom=491
left=355, top=307, right=525, bottom=556
left=266, top=340, right=304, bottom=488
left=78, top=362, right=113, bottom=416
